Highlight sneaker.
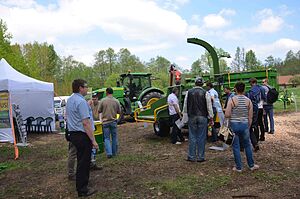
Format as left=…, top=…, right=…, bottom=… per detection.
left=184, top=138, right=188, bottom=142
left=232, top=167, right=242, bottom=172
left=107, top=155, right=113, bottom=159
left=175, top=141, right=182, bottom=145
left=268, top=131, right=274, bottom=134
left=250, top=164, right=259, bottom=171
left=254, top=145, right=260, bottom=152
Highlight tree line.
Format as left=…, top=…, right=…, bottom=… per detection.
left=1, top=19, right=299, bottom=95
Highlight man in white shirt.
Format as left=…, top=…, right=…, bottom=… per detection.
left=207, top=82, right=224, bottom=142
left=168, top=87, right=185, bottom=144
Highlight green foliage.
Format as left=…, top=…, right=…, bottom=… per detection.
left=146, top=56, right=170, bottom=74
left=104, top=73, right=120, bottom=87
left=275, top=50, right=300, bottom=75
left=245, top=50, right=261, bottom=70
left=151, top=72, right=169, bottom=90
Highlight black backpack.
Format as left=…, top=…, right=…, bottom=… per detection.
left=266, top=86, right=279, bottom=104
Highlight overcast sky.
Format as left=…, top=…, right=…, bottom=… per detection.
left=1, top=0, right=299, bottom=69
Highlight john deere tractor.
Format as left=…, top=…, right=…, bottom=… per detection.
left=93, top=72, right=164, bottom=122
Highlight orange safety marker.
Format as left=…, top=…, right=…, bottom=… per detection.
left=9, top=99, right=19, bottom=160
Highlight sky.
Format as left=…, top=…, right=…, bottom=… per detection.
left=0, top=0, right=300, bottom=70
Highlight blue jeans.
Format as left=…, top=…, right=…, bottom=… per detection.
left=103, top=121, right=118, bottom=156
left=263, top=105, right=274, bottom=132
left=188, top=116, right=207, bottom=161
left=230, top=121, right=255, bottom=170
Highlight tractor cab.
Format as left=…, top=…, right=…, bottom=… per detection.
left=120, top=73, right=152, bottom=102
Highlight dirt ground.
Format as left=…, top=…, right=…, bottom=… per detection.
left=0, top=112, right=299, bottom=199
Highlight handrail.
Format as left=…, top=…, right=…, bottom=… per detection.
left=153, top=104, right=169, bottom=122
left=133, top=105, right=151, bottom=122
left=134, top=104, right=168, bottom=123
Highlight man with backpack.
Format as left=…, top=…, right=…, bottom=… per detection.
left=262, top=79, right=277, bottom=134
left=247, top=78, right=266, bottom=152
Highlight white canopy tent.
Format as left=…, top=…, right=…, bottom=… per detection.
left=0, top=58, right=55, bottom=143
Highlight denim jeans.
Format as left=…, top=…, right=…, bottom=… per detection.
left=103, top=121, right=118, bottom=156
left=230, top=121, right=255, bottom=170
left=263, top=105, right=274, bottom=132
left=188, top=116, right=207, bottom=161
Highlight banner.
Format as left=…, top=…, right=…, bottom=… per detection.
left=0, top=91, right=11, bottom=129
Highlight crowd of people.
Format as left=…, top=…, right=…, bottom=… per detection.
left=168, top=77, right=275, bottom=172
left=64, top=77, right=275, bottom=197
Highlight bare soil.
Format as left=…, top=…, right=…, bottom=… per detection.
left=0, top=112, right=299, bottom=199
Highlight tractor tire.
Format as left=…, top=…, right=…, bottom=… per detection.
left=153, top=119, right=170, bottom=137
left=142, top=91, right=163, bottom=106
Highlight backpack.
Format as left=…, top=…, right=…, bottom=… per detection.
left=266, top=86, right=279, bottom=104
left=248, top=86, right=261, bottom=107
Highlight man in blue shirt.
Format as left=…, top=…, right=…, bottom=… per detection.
left=66, top=79, right=98, bottom=197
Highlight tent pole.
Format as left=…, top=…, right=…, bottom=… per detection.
left=9, top=95, right=19, bottom=160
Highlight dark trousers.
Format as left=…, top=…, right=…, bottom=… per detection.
left=249, top=107, right=259, bottom=148
left=257, top=108, right=265, bottom=140
left=170, top=114, right=184, bottom=144
left=69, top=132, right=92, bottom=194
left=211, top=107, right=218, bottom=142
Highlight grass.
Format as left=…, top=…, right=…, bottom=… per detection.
left=274, top=86, right=300, bottom=113
left=0, top=162, right=29, bottom=173
left=146, top=174, right=230, bottom=198
left=252, top=171, right=288, bottom=183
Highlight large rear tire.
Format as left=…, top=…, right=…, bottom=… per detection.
left=142, top=92, right=163, bottom=106
left=153, top=119, right=170, bottom=137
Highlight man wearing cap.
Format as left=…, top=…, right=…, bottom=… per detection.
left=66, top=79, right=98, bottom=197
left=183, top=77, right=214, bottom=162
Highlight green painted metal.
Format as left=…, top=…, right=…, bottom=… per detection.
left=187, top=38, right=220, bottom=75
left=136, top=38, right=279, bottom=125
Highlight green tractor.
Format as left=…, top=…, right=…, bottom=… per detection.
left=134, top=38, right=278, bottom=136
left=93, top=72, right=164, bottom=121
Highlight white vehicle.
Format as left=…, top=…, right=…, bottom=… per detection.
left=54, top=96, right=69, bottom=121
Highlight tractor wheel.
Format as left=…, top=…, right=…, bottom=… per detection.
left=153, top=119, right=170, bottom=137
left=142, top=92, right=163, bottom=106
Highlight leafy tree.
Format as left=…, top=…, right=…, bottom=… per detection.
left=146, top=56, right=170, bottom=74
left=231, top=47, right=246, bottom=72
left=265, top=55, right=275, bottom=68
left=105, top=47, right=116, bottom=75
left=104, top=73, right=120, bottom=88
left=191, top=59, right=202, bottom=75
left=245, top=50, right=261, bottom=71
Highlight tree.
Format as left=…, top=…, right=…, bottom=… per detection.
left=191, top=59, right=202, bottom=75
left=265, top=55, right=275, bottom=68
left=146, top=56, right=170, bottom=74
left=245, top=50, right=260, bottom=71
left=105, top=48, right=116, bottom=75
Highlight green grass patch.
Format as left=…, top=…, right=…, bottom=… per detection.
left=95, top=191, right=124, bottom=199
left=274, top=87, right=300, bottom=113
left=147, top=174, right=230, bottom=197
left=0, top=161, right=29, bottom=174
left=252, top=171, right=289, bottom=183
left=105, top=154, right=156, bottom=166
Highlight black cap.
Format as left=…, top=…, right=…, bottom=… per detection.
left=195, top=77, right=203, bottom=85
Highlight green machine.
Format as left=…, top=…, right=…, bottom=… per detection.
left=93, top=73, right=164, bottom=121
left=134, top=38, right=278, bottom=136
